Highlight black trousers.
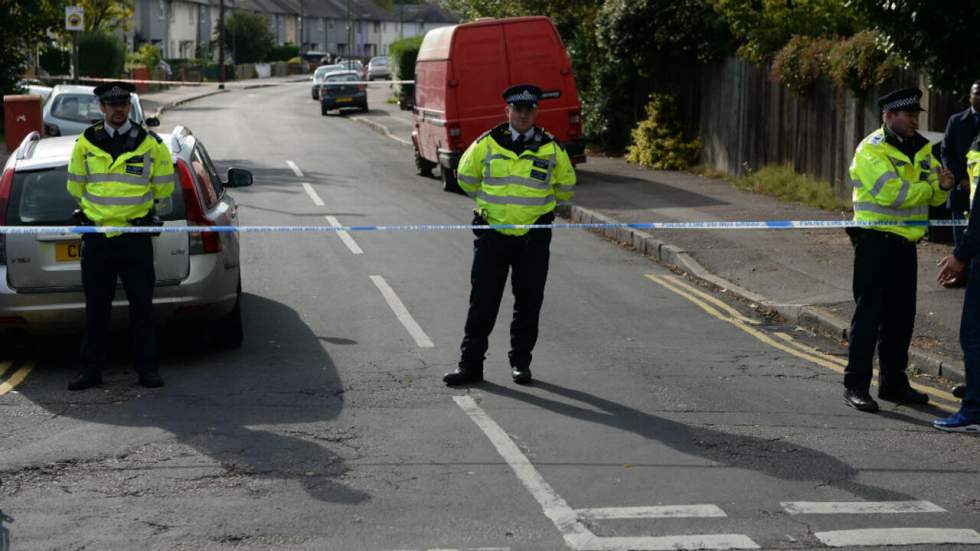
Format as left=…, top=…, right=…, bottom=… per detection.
left=844, top=229, right=917, bottom=392
left=80, top=233, right=158, bottom=375
left=459, top=214, right=552, bottom=371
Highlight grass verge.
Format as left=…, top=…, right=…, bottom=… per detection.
left=695, top=163, right=850, bottom=211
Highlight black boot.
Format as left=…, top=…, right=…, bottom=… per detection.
left=844, top=388, right=879, bottom=412
left=511, top=366, right=532, bottom=385
left=443, top=366, right=483, bottom=387
left=878, top=386, right=928, bottom=404
left=138, top=371, right=165, bottom=388
left=68, top=372, right=102, bottom=391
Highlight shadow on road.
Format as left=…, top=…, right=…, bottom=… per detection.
left=10, top=293, right=368, bottom=505
left=479, top=380, right=913, bottom=501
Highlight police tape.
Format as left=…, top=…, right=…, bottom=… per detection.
left=0, top=219, right=969, bottom=235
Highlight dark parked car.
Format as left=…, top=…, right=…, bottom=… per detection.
left=319, top=71, right=367, bottom=115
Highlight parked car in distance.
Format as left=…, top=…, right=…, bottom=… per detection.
left=42, top=84, right=157, bottom=137
left=0, top=126, right=252, bottom=348
left=336, top=59, right=366, bottom=80
left=311, top=64, right=346, bottom=99
left=16, top=79, right=52, bottom=102
left=367, top=56, right=390, bottom=80
left=319, top=71, right=367, bottom=115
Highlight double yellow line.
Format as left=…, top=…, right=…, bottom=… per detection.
left=646, top=273, right=961, bottom=413
left=0, top=360, right=35, bottom=397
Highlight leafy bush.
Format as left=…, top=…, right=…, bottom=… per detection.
left=626, top=94, right=701, bottom=170
left=268, top=44, right=299, bottom=62
left=39, top=46, right=70, bottom=75
left=826, top=30, right=902, bottom=95
left=733, top=163, right=850, bottom=210
left=78, top=31, right=126, bottom=77
left=770, top=35, right=835, bottom=96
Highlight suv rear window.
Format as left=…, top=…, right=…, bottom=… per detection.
left=7, top=166, right=186, bottom=225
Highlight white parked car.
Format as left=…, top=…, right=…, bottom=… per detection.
left=42, top=84, right=157, bottom=137
left=0, top=126, right=251, bottom=347
left=367, top=57, right=390, bottom=80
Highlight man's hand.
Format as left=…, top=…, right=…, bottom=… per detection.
left=937, top=166, right=955, bottom=190
left=937, top=254, right=967, bottom=284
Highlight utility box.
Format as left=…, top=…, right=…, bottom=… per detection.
left=3, top=95, right=43, bottom=153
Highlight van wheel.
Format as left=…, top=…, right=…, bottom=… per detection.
left=415, top=148, right=435, bottom=177
left=360, top=103, right=369, bottom=113
left=442, top=166, right=463, bottom=194
left=212, top=279, right=244, bottom=349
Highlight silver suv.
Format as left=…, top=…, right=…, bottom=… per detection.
left=42, top=84, right=158, bottom=137
left=0, top=126, right=251, bottom=347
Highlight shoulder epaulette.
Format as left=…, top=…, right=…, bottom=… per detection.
left=147, top=130, right=163, bottom=144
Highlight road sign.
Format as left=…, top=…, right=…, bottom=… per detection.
left=65, top=6, right=84, bottom=31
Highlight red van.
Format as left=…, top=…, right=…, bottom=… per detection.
left=412, top=16, right=586, bottom=192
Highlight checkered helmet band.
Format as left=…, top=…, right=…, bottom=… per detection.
left=883, top=96, right=919, bottom=111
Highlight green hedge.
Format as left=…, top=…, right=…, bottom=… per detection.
left=268, top=44, right=299, bottom=62
left=39, top=46, right=70, bottom=75
left=390, top=35, right=424, bottom=109
left=78, top=32, right=126, bottom=78
left=625, top=94, right=700, bottom=170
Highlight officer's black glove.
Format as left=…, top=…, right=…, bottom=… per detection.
left=130, top=211, right=163, bottom=237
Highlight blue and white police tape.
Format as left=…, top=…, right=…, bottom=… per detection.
left=0, top=219, right=969, bottom=235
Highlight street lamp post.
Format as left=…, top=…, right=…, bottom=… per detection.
left=217, top=0, right=225, bottom=89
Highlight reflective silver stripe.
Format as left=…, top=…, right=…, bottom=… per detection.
left=557, top=200, right=572, bottom=207
left=556, top=183, right=575, bottom=194
left=482, top=175, right=551, bottom=190
left=458, top=173, right=481, bottom=185
left=83, top=190, right=153, bottom=206
left=851, top=178, right=863, bottom=188
left=870, top=171, right=898, bottom=197
left=85, top=173, right=148, bottom=185
left=150, top=174, right=174, bottom=185
left=465, top=189, right=478, bottom=198
left=477, top=192, right=554, bottom=206
left=892, top=179, right=910, bottom=207
left=543, top=151, right=556, bottom=187
left=484, top=145, right=493, bottom=180
left=853, top=201, right=928, bottom=218
left=489, top=154, right=510, bottom=161
left=142, top=153, right=152, bottom=186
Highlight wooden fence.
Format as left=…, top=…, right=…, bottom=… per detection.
left=691, top=57, right=964, bottom=198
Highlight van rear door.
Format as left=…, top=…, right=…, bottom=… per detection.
left=452, top=24, right=509, bottom=134
left=4, top=165, right=189, bottom=292
left=503, top=19, right=574, bottom=140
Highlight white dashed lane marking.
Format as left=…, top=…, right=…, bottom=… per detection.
left=782, top=501, right=946, bottom=515
left=814, top=528, right=980, bottom=547
left=326, top=215, right=363, bottom=254
left=302, top=182, right=325, bottom=206
left=370, top=275, right=434, bottom=348
left=286, top=159, right=304, bottom=178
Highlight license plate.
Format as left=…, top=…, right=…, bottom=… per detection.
left=55, top=241, right=82, bottom=262
left=335, top=97, right=352, bottom=103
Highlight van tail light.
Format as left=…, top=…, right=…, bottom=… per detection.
left=0, top=168, right=14, bottom=265
left=176, top=159, right=221, bottom=254
left=448, top=124, right=463, bottom=148
left=568, top=110, right=582, bottom=138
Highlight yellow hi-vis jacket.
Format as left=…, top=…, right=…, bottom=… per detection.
left=67, top=121, right=175, bottom=236
left=850, top=127, right=948, bottom=242
left=457, top=123, right=575, bottom=236
left=967, top=147, right=980, bottom=206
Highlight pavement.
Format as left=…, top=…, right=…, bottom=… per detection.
left=353, top=84, right=968, bottom=384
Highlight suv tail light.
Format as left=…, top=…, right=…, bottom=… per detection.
left=568, top=110, right=581, bottom=138
left=44, top=123, right=61, bottom=137
left=176, top=159, right=221, bottom=254
left=0, top=167, right=13, bottom=265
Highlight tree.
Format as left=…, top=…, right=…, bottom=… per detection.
left=75, top=0, right=134, bottom=32
left=851, top=0, right=980, bottom=93
left=222, top=11, right=275, bottom=64
left=0, top=0, right=61, bottom=95
left=711, top=0, right=864, bottom=62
